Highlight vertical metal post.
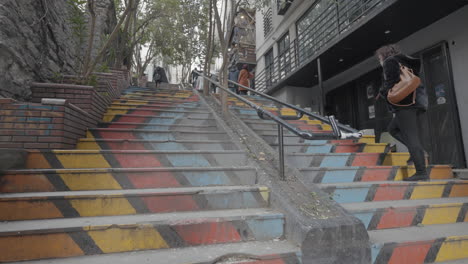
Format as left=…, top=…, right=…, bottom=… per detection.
left=278, top=124, right=285, bottom=180
left=317, top=57, right=325, bottom=116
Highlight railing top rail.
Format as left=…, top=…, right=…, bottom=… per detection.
left=199, top=74, right=332, bottom=140
left=227, top=79, right=359, bottom=134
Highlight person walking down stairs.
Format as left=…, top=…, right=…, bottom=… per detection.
left=376, top=44, right=429, bottom=181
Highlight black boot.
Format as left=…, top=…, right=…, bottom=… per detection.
left=403, top=172, right=429, bottom=181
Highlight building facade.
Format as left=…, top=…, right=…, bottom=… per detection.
left=254, top=0, right=468, bottom=168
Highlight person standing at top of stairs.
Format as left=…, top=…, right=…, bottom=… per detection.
left=376, top=44, right=429, bottom=181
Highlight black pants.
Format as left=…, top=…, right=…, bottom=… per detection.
left=388, top=108, right=427, bottom=174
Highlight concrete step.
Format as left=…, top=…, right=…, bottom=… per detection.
left=105, top=108, right=213, bottom=119
left=8, top=240, right=300, bottom=264
left=110, top=102, right=209, bottom=111
left=287, top=152, right=411, bottom=168
left=87, top=128, right=229, bottom=141
left=101, top=113, right=217, bottom=125
left=261, top=133, right=336, bottom=144
left=369, top=222, right=468, bottom=263
left=97, top=122, right=220, bottom=131
left=0, top=166, right=257, bottom=192
left=0, top=209, right=284, bottom=263
left=26, top=150, right=249, bottom=169
left=0, top=185, right=270, bottom=220
left=246, top=122, right=326, bottom=132
left=342, top=197, right=468, bottom=230
left=112, top=99, right=204, bottom=107
left=298, top=165, right=453, bottom=184
left=319, top=180, right=468, bottom=204
left=453, top=169, right=468, bottom=180
left=120, top=94, right=198, bottom=101
left=77, top=139, right=238, bottom=151
left=273, top=142, right=389, bottom=153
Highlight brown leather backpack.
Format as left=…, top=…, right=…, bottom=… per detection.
left=387, top=64, right=421, bottom=106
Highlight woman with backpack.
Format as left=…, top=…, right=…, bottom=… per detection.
left=376, top=44, right=429, bottom=181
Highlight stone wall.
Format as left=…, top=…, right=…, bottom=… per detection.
left=0, top=0, right=117, bottom=101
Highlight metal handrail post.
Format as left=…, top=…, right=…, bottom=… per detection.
left=278, top=123, right=285, bottom=181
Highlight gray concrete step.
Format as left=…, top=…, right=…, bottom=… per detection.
left=98, top=122, right=220, bottom=131
left=0, top=185, right=270, bottom=221
left=318, top=180, right=467, bottom=204
left=0, top=166, right=257, bottom=192
left=342, top=197, right=468, bottom=230
left=110, top=102, right=209, bottom=111
left=0, top=209, right=284, bottom=263
left=102, top=114, right=218, bottom=126
left=298, top=165, right=453, bottom=184
left=87, top=128, right=230, bottom=141
left=77, top=139, right=238, bottom=151
left=26, top=150, right=250, bottom=169
left=9, top=240, right=299, bottom=264
left=370, top=222, right=468, bottom=264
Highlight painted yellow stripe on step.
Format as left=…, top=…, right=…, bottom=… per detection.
left=394, top=167, right=416, bottom=181
left=410, top=183, right=445, bottom=200
left=363, top=144, right=387, bottom=153
left=306, top=120, right=322, bottom=125
left=56, top=153, right=111, bottom=169
left=430, top=166, right=453, bottom=179
left=259, top=186, right=270, bottom=202
left=102, top=114, right=116, bottom=122
left=60, top=173, right=121, bottom=191
left=0, top=200, right=63, bottom=221
left=383, top=153, right=410, bottom=166
left=321, top=124, right=332, bottom=130
left=358, top=136, right=375, bottom=144
left=0, top=233, right=84, bottom=262
left=421, top=204, right=461, bottom=225
left=70, top=196, right=136, bottom=217
left=435, top=236, right=468, bottom=262
left=76, top=140, right=102, bottom=150
left=106, top=109, right=129, bottom=115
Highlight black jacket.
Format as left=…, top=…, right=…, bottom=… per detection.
left=380, top=54, right=428, bottom=112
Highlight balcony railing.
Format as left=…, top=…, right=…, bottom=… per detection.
left=255, top=0, right=387, bottom=93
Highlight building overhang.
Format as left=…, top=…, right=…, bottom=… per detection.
left=267, top=0, right=468, bottom=94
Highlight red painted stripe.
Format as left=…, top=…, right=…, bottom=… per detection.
left=175, top=222, right=241, bottom=245
left=388, top=240, right=434, bottom=264
left=361, top=167, right=392, bottom=182
left=335, top=145, right=361, bottom=153
left=99, top=131, right=137, bottom=140
left=143, top=195, right=199, bottom=213
left=373, top=184, right=408, bottom=201
left=111, top=153, right=162, bottom=168
left=352, top=153, right=380, bottom=166
left=127, top=171, right=181, bottom=188
left=106, top=142, right=147, bottom=150
left=243, top=258, right=286, bottom=264
left=377, top=207, right=417, bottom=229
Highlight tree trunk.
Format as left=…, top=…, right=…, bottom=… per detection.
left=203, top=0, right=214, bottom=96
left=84, top=0, right=135, bottom=78
left=83, top=0, right=97, bottom=78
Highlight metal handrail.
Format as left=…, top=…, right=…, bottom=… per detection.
left=199, top=74, right=340, bottom=180
left=227, top=79, right=362, bottom=138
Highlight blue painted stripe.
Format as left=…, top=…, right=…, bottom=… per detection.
left=183, top=171, right=231, bottom=186
left=306, top=145, right=333, bottom=153
left=245, top=218, right=284, bottom=240
left=332, top=187, right=368, bottom=203
left=353, top=212, right=374, bottom=229
left=150, top=142, right=184, bottom=151
left=140, top=132, right=175, bottom=141
left=166, top=154, right=211, bottom=167
left=320, top=154, right=350, bottom=167
left=322, top=169, right=358, bottom=183
left=371, top=243, right=383, bottom=264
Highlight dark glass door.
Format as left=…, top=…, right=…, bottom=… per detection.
left=420, top=43, right=465, bottom=167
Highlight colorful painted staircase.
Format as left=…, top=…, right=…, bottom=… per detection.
left=227, top=94, right=468, bottom=264
left=0, top=87, right=301, bottom=263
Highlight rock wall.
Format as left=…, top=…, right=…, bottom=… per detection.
left=0, top=0, right=116, bottom=101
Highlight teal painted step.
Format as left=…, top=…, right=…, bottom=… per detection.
left=88, top=128, right=230, bottom=141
